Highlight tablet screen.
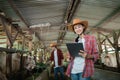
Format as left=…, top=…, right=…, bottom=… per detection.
left=66, top=43, right=84, bottom=57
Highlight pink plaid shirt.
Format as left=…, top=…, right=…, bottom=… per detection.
left=66, top=35, right=99, bottom=78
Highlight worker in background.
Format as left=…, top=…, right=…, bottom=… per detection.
left=50, top=42, right=65, bottom=80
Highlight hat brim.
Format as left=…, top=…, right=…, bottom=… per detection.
left=68, top=21, right=88, bottom=32
left=50, top=43, right=57, bottom=47
left=50, top=45, right=56, bottom=47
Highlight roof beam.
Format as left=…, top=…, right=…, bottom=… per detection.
left=88, top=27, right=113, bottom=33
left=89, top=6, right=120, bottom=33
left=57, top=0, right=81, bottom=44
left=0, top=47, right=28, bottom=53
left=7, top=0, right=40, bottom=40
left=7, top=0, right=29, bottom=27
left=65, top=0, right=81, bottom=23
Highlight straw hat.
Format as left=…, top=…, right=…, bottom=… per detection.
left=50, top=42, right=57, bottom=47
left=67, top=18, right=88, bottom=31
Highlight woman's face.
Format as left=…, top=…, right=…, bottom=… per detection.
left=74, top=24, right=84, bottom=35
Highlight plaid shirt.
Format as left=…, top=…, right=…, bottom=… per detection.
left=65, top=35, right=99, bottom=78
left=82, top=35, right=99, bottom=77
left=50, top=48, right=64, bottom=66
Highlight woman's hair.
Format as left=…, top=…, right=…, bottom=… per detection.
left=75, top=36, right=79, bottom=42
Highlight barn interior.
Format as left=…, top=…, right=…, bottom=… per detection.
left=0, top=0, right=120, bottom=80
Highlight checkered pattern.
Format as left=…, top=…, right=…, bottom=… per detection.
left=66, top=35, right=99, bottom=78
left=82, top=35, right=99, bottom=77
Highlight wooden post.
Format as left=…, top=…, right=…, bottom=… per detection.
left=97, top=32, right=103, bottom=55
left=97, top=32, right=104, bottom=68
left=1, top=18, right=13, bottom=74
left=113, top=30, right=120, bottom=70
left=105, top=30, right=120, bottom=71
left=20, top=36, right=25, bottom=70
left=1, top=17, right=19, bottom=74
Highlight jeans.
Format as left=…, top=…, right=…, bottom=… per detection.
left=71, top=72, right=90, bottom=80
left=54, top=66, right=64, bottom=80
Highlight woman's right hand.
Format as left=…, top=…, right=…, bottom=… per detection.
left=79, top=50, right=87, bottom=58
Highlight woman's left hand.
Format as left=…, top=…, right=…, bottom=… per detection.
left=79, top=50, right=87, bottom=58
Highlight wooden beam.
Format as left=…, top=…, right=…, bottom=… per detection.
left=7, top=0, right=40, bottom=41
left=88, top=6, right=120, bottom=34
left=12, top=31, right=19, bottom=43
left=89, top=27, right=113, bottom=33
left=57, top=0, right=81, bottom=44
left=0, top=42, right=6, bottom=44
left=1, top=18, right=13, bottom=47
left=7, top=0, right=29, bottom=27
left=0, top=47, right=28, bottom=53
left=0, top=37, right=6, bottom=39
left=22, top=28, right=66, bottom=32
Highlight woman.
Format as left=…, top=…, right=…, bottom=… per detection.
left=66, top=18, right=99, bottom=80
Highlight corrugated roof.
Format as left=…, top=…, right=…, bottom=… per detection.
left=0, top=0, right=120, bottom=50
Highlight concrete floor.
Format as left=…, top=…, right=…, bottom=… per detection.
left=92, top=68, right=120, bottom=80
left=49, top=68, right=120, bottom=80
left=35, top=68, right=120, bottom=80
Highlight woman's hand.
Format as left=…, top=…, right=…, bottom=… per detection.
left=79, top=50, right=87, bottom=58
left=79, top=50, right=94, bottom=59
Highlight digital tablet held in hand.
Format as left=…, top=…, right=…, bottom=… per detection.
left=66, top=43, right=84, bottom=57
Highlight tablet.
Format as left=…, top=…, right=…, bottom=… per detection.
left=66, top=43, right=84, bottom=57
